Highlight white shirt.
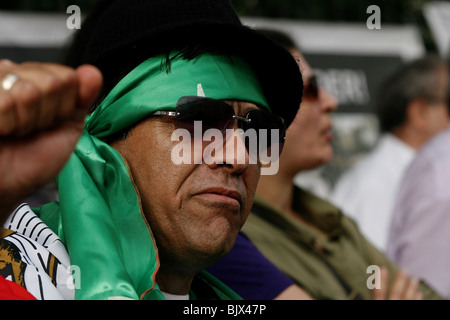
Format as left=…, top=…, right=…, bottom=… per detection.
left=386, top=127, right=450, bottom=299
left=330, top=133, right=415, bottom=251
left=161, top=291, right=189, bottom=300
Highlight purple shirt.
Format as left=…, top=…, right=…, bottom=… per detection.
left=387, top=126, right=450, bottom=299
left=207, top=232, right=294, bottom=300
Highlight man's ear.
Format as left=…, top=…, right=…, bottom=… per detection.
left=406, top=98, right=430, bottom=132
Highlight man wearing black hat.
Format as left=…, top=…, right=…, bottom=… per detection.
left=0, top=0, right=302, bottom=300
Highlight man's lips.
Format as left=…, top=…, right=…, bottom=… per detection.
left=194, top=187, right=242, bottom=208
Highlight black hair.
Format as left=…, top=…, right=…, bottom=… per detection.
left=376, top=54, right=448, bottom=133
left=255, top=29, right=297, bottom=50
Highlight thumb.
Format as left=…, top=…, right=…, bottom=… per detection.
left=75, top=64, right=103, bottom=117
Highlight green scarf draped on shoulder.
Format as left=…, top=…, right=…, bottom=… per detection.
left=34, top=52, right=269, bottom=300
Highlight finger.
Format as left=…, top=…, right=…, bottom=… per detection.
left=0, top=62, right=101, bottom=136
left=0, top=65, right=42, bottom=136
left=18, top=62, right=67, bottom=129
left=389, top=269, right=409, bottom=300
left=403, top=278, right=423, bottom=300
left=0, top=91, right=17, bottom=135
left=1, top=63, right=78, bottom=136
left=372, top=267, right=389, bottom=300
left=0, top=59, right=17, bottom=68
left=414, top=289, right=424, bottom=300
left=9, top=80, right=40, bottom=136
left=0, top=61, right=20, bottom=135
left=38, top=63, right=79, bottom=121
left=75, top=64, right=103, bottom=116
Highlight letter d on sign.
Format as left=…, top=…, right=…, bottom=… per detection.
left=366, top=5, right=381, bottom=30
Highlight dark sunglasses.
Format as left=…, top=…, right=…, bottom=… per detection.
left=303, top=75, right=318, bottom=99
left=151, top=96, right=286, bottom=157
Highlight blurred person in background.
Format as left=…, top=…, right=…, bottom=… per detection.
left=208, top=29, right=442, bottom=300
left=330, top=56, right=450, bottom=251
left=387, top=124, right=450, bottom=300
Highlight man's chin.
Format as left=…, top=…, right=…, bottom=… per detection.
left=190, top=232, right=239, bottom=266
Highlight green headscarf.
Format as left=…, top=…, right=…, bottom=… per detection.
left=35, top=53, right=268, bottom=300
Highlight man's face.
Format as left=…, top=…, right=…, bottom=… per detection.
left=111, top=100, right=261, bottom=271
left=423, top=66, right=450, bottom=139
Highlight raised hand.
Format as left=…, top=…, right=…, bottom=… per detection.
left=0, top=60, right=103, bottom=219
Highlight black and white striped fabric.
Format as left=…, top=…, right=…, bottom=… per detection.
left=1, top=204, right=74, bottom=300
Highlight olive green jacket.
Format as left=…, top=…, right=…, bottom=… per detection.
left=242, top=187, right=442, bottom=300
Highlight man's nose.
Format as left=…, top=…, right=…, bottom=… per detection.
left=205, top=128, right=250, bottom=174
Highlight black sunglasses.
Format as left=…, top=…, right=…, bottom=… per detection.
left=303, top=75, right=318, bottom=99
left=151, top=96, right=286, bottom=157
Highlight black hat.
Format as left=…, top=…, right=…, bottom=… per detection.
left=68, top=0, right=302, bottom=127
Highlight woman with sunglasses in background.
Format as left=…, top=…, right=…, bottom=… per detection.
left=207, top=29, right=443, bottom=300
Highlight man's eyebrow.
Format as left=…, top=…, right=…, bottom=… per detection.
left=222, top=100, right=260, bottom=116
left=238, top=103, right=260, bottom=116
